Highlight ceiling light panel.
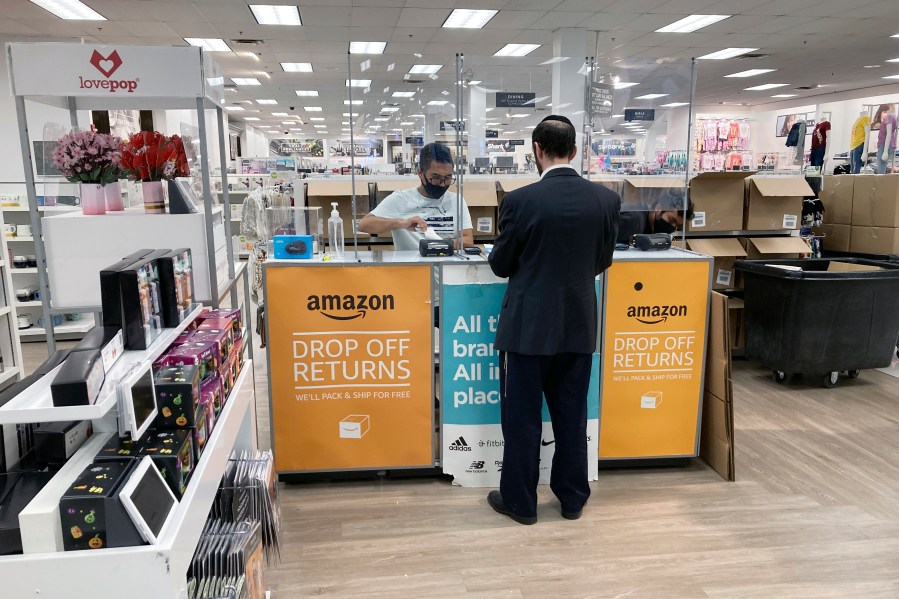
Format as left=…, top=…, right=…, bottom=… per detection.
left=698, top=48, right=759, bottom=60
left=427, top=100, right=449, bottom=106
left=344, top=100, right=363, bottom=105
left=244, top=117, right=260, bottom=121
left=231, top=77, right=261, bottom=86
left=271, top=112, right=288, bottom=116
left=223, top=106, right=245, bottom=111
left=724, top=69, right=776, bottom=78
left=771, top=94, right=797, bottom=98
left=185, top=38, right=231, bottom=52
left=255, top=99, right=277, bottom=104
left=442, top=9, right=497, bottom=29
left=635, top=93, right=668, bottom=99
left=309, top=117, right=325, bottom=121
left=281, top=62, right=313, bottom=72
left=295, top=90, right=319, bottom=96
left=249, top=4, right=301, bottom=25
left=613, top=82, right=639, bottom=89
left=743, top=83, right=789, bottom=90
left=656, top=14, right=730, bottom=33
left=381, top=107, right=400, bottom=112
left=393, top=91, right=416, bottom=98
left=374, top=117, right=390, bottom=122
left=304, top=106, right=323, bottom=111
left=28, top=0, right=105, bottom=20
left=349, top=41, right=387, bottom=54
left=660, top=102, right=690, bottom=107
left=346, top=79, right=372, bottom=87
left=409, top=65, right=442, bottom=74
left=494, top=44, right=541, bottom=57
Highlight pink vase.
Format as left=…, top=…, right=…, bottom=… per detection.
left=105, top=181, right=124, bottom=211
left=80, top=183, right=106, bottom=215
left=142, top=181, right=166, bottom=214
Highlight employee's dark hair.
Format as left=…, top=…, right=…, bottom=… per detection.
left=657, top=188, right=694, bottom=220
left=532, top=114, right=576, bottom=158
left=419, top=142, right=454, bottom=173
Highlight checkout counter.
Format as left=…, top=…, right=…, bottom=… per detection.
left=264, top=248, right=712, bottom=485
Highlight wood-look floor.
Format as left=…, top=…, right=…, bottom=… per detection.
left=22, top=339, right=899, bottom=598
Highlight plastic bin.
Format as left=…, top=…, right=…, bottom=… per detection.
left=734, top=257, right=899, bottom=387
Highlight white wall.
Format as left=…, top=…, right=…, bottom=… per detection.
left=240, top=126, right=270, bottom=158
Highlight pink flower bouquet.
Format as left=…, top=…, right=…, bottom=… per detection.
left=52, top=127, right=123, bottom=186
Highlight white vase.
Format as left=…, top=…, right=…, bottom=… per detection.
left=80, top=183, right=106, bottom=215
left=105, top=181, right=124, bottom=211
left=142, top=181, right=166, bottom=214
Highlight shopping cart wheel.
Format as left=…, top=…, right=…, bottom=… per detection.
left=847, top=369, right=860, bottom=379
left=824, top=371, right=840, bottom=388
left=773, top=370, right=791, bottom=384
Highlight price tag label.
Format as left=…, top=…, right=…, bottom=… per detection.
left=692, top=211, right=706, bottom=228
left=716, top=269, right=733, bottom=287
left=783, top=214, right=798, bottom=229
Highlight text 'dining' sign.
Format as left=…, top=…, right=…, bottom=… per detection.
left=265, top=264, right=433, bottom=472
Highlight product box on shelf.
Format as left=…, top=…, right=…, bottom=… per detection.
left=851, top=174, right=899, bottom=227
left=848, top=226, right=899, bottom=255
left=451, top=179, right=498, bottom=236
left=200, top=373, right=225, bottom=419
left=740, top=237, right=812, bottom=260
left=273, top=235, right=314, bottom=260
left=163, top=340, right=220, bottom=381
left=93, top=436, right=140, bottom=461
left=744, top=177, right=812, bottom=231
left=173, top=330, right=196, bottom=346
left=687, top=172, right=754, bottom=232
left=120, top=249, right=170, bottom=351
left=621, top=176, right=684, bottom=207
left=193, top=327, right=234, bottom=361
left=677, top=238, right=747, bottom=290
left=59, top=459, right=143, bottom=551
left=820, top=175, right=854, bottom=225
left=157, top=248, right=195, bottom=328
left=99, top=249, right=155, bottom=330
left=72, top=326, right=124, bottom=373
left=154, top=364, right=202, bottom=428
left=50, top=349, right=106, bottom=407
left=198, top=309, right=242, bottom=337
left=138, top=429, right=194, bottom=498
left=812, top=224, right=852, bottom=253
left=34, top=420, right=93, bottom=469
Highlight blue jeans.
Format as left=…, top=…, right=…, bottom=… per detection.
left=876, top=144, right=893, bottom=174
left=850, top=144, right=865, bottom=174
left=809, top=146, right=825, bottom=168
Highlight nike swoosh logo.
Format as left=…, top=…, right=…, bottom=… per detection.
left=541, top=440, right=555, bottom=446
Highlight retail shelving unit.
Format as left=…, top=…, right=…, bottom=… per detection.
left=0, top=304, right=258, bottom=598
left=0, top=211, right=23, bottom=391
left=6, top=42, right=239, bottom=355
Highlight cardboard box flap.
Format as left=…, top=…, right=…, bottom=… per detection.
left=747, top=237, right=811, bottom=255
left=727, top=297, right=745, bottom=309
left=687, top=238, right=747, bottom=258
left=625, top=176, right=684, bottom=189
left=377, top=180, right=419, bottom=193
left=451, top=180, right=498, bottom=207
left=498, top=178, right=538, bottom=192
left=307, top=180, right=367, bottom=196
left=750, top=177, right=813, bottom=198
left=691, top=171, right=756, bottom=182
left=827, top=262, right=884, bottom=272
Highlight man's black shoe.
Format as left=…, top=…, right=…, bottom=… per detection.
left=561, top=507, right=583, bottom=520
left=487, top=491, right=537, bottom=525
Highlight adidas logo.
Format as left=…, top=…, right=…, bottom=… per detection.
left=448, top=436, right=472, bottom=451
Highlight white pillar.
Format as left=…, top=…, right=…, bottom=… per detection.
left=552, top=28, right=588, bottom=168
left=468, top=85, right=487, bottom=170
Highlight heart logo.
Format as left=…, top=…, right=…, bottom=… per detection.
left=89, top=49, right=122, bottom=78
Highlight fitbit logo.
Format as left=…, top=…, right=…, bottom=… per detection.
left=306, top=293, right=395, bottom=321
left=448, top=436, right=471, bottom=451
left=626, top=304, right=687, bottom=325
left=80, top=49, right=139, bottom=93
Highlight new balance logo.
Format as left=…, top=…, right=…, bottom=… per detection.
left=469, top=461, right=485, bottom=469
left=449, top=436, right=472, bottom=451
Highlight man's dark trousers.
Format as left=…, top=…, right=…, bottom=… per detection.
left=499, top=351, right=592, bottom=519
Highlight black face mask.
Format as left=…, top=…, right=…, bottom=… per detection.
left=421, top=177, right=450, bottom=200
left=654, top=217, right=676, bottom=234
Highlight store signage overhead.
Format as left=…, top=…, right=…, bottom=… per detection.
left=8, top=43, right=205, bottom=99
left=440, top=120, right=466, bottom=132
left=495, top=92, right=537, bottom=108
left=590, top=82, right=614, bottom=117
left=624, top=109, right=656, bottom=122
left=486, top=140, right=526, bottom=153
left=485, top=130, right=499, bottom=138
left=269, top=139, right=324, bottom=157
left=405, top=136, right=424, bottom=145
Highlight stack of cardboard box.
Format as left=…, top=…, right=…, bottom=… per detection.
left=816, top=174, right=899, bottom=255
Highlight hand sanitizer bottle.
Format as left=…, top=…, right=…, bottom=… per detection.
left=328, top=202, right=344, bottom=259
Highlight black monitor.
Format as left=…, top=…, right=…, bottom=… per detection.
left=496, top=156, right=513, bottom=168
left=475, top=157, right=490, bottom=168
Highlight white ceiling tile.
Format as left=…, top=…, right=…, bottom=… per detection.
left=164, top=21, right=220, bottom=37
left=500, top=0, right=563, bottom=10
left=396, top=8, right=452, bottom=28
left=0, top=20, right=41, bottom=35
left=603, top=0, right=671, bottom=13
left=117, top=20, right=179, bottom=37
left=615, top=13, right=690, bottom=32
left=301, top=6, right=353, bottom=27
left=194, top=2, right=254, bottom=24
left=483, top=11, right=546, bottom=29
left=453, top=0, right=506, bottom=8
left=528, top=11, right=598, bottom=29
left=349, top=7, right=402, bottom=27
left=554, top=0, right=616, bottom=10
left=579, top=13, right=641, bottom=30
left=649, top=0, right=720, bottom=13
left=836, top=0, right=899, bottom=18
left=389, top=27, right=436, bottom=43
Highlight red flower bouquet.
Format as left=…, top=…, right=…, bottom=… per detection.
left=120, top=131, right=190, bottom=182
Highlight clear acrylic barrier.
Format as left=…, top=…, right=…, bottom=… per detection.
left=265, top=206, right=323, bottom=255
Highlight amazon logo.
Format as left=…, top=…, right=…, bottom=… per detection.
left=307, top=293, right=395, bottom=320
left=627, top=304, right=687, bottom=325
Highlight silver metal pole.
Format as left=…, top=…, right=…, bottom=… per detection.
left=347, top=48, right=360, bottom=262
left=67, top=96, right=78, bottom=129
left=14, top=95, right=56, bottom=354
left=683, top=57, right=698, bottom=246
left=215, top=106, right=237, bottom=307
left=456, top=53, right=464, bottom=253
left=196, top=97, right=221, bottom=307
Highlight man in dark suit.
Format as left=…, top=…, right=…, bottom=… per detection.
left=487, top=115, right=620, bottom=525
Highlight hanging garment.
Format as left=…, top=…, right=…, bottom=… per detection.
left=785, top=122, right=803, bottom=147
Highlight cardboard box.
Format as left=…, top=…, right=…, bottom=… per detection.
left=812, top=224, right=851, bottom=253
left=849, top=226, right=899, bottom=255
left=688, top=172, right=754, bottom=232
left=827, top=261, right=884, bottom=272
left=699, top=292, right=735, bottom=482
left=621, top=176, right=684, bottom=207
left=682, top=238, right=747, bottom=290
left=820, top=175, right=854, bottom=224
left=742, top=237, right=812, bottom=260
left=852, top=174, right=899, bottom=227
left=497, top=177, right=538, bottom=203
left=306, top=180, right=370, bottom=240
left=744, top=177, right=812, bottom=231
left=592, top=178, right=625, bottom=198
left=727, top=296, right=744, bottom=351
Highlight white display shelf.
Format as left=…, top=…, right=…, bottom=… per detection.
left=0, top=259, right=5, bottom=268
left=8, top=236, right=34, bottom=242
left=0, top=306, right=10, bottom=317
left=0, top=366, right=20, bottom=387
left=11, top=267, right=37, bottom=274
left=216, top=261, right=246, bottom=304
left=15, top=300, right=42, bottom=307
left=19, top=318, right=96, bottom=338
left=2, top=206, right=79, bottom=212
left=0, top=306, right=202, bottom=425
left=0, top=361, right=256, bottom=599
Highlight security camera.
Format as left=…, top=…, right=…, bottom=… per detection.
left=289, top=106, right=295, bottom=111
left=284, top=130, right=289, bottom=134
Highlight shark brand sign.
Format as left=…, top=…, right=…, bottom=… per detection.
left=8, top=43, right=206, bottom=99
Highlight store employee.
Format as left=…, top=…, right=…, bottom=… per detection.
left=358, top=143, right=473, bottom=249
left=616, top=189, right=693, bottom=245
